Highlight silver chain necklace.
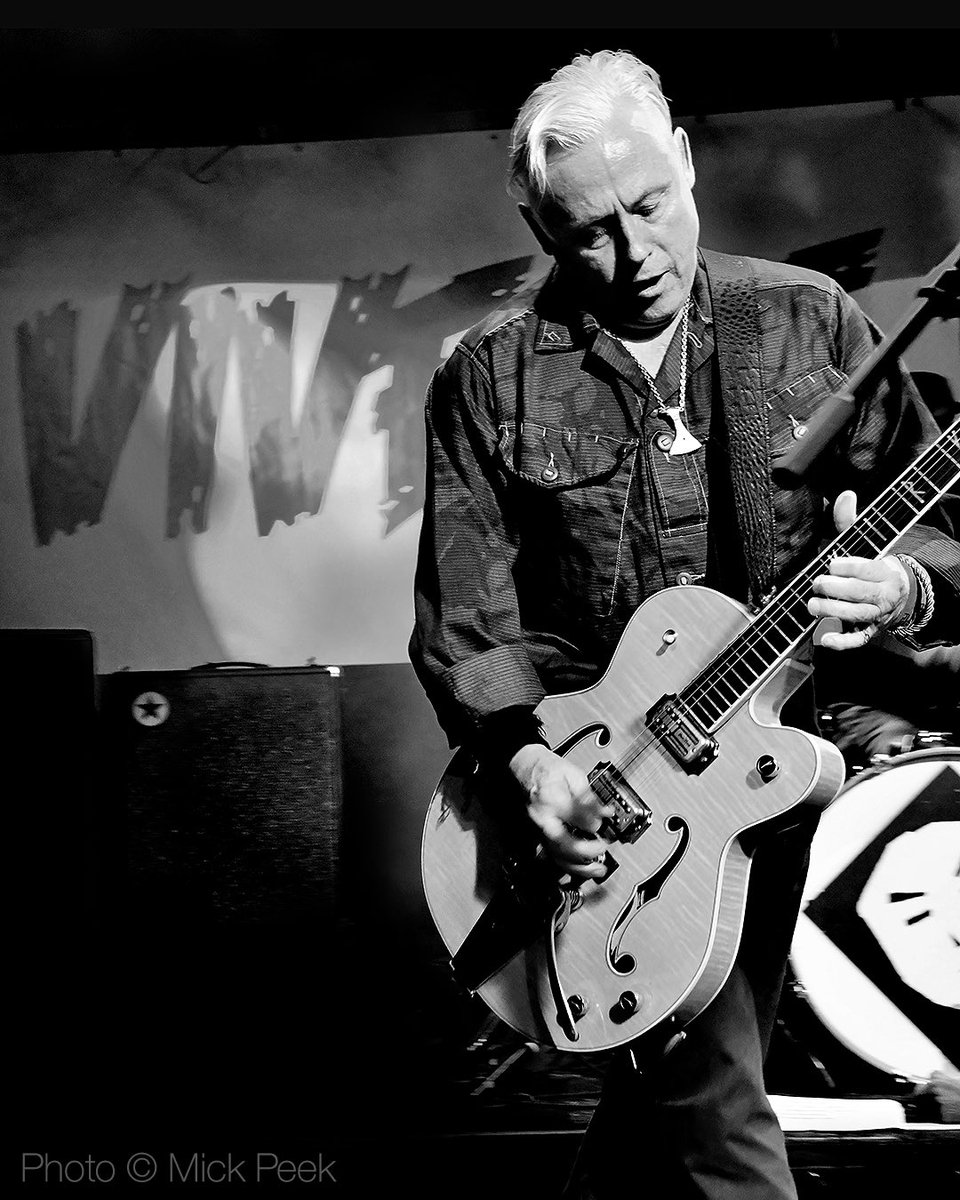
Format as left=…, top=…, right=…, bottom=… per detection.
left=634, top=300, right=702, bottom=456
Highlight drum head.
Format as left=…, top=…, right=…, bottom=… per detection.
left=791, top=749, right=960, bottom=1082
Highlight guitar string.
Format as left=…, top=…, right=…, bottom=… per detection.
left=681, top=427, right=959, bottom=702
left=623, top=433, right=960, bottom=765
left=578, top=428, right=960, bottom=814
left=678, top=481, right=948, bottom=720
left=585, top=435, right=960, bottom=809
left=680, top=431, right=960, bottom=719
left=612, top=435, right=960, bottom=786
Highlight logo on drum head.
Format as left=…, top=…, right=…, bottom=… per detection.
left=804, top=762, right=959, bottom=1070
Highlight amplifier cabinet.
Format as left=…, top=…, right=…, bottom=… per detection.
left=96, top=663, right=342, bottom=930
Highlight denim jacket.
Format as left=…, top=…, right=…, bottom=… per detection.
left=410, top=250, right=959, bottom=747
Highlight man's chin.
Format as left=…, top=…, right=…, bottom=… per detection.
left=608, top=302, right=680, bottom=338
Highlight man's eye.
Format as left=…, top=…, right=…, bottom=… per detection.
left=634, top=194, right=665, bottom=218
left=577, top=228, right=608, bottom=248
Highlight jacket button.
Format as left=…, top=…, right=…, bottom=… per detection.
left=677, top=572, right=693, bottom=585
left=541, top=463, right=559, bottom=482
left=655, top=432, right=674, bottom=452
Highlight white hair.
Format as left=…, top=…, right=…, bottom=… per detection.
left=508, top=49, right=672, bottom=204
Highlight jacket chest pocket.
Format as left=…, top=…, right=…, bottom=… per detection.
left=497, top=421, right=638, bottom=616
left=767, top=365, right=846, bottom=562
left=645, top=433, right=709, bottom=537
left=767, top=365, right=847, bottom=459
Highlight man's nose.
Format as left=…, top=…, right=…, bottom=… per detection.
left=619, top=215, right=651, bottom=266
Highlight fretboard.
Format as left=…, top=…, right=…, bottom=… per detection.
left=679, top=419, right=960, bottom=731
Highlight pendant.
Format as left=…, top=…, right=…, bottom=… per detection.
left=662, top=406, right=702, bottom=455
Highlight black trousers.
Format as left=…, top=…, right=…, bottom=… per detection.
left=563, top=810, right=820, bottom=1199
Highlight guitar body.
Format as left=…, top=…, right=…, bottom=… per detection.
left=421, top=585, right=847, bottom=1053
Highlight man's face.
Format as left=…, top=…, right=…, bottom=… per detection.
left=525, top=99, right=699, bottom=337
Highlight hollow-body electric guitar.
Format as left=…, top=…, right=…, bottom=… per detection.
left=421, top=419, right=960, bottom=1054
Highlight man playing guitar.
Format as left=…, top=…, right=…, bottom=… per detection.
left=410, top=49, right=960, bottom=1199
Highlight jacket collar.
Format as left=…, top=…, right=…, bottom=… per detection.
left=532, top=267, right=587, bottom=350
left=532, top=253, right=713, bottom=352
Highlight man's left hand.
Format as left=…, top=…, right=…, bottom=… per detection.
left=807, top=490, right=912, bottom=650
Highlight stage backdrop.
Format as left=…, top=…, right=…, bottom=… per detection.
left=2, top=98, right=958, bottom=674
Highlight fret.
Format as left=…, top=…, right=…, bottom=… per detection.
left=699, top=644, right=760, bottom=715
left=778, top=606, right=809, bottom=634
left=694, top=695, right=724, bottom=725
left=700, top=685, right=741, bottom=723
left=764, top=623, right=796, bottom=651
left=745, top=633, right=780, bottom=670
left=719, top=659, right=761, bottom=695
left=734, top=642, right=769, bottom=675
left=900, top=480, right=930, bottom=509
left=723, top=662, right=753, bottom=689
left=861, top=510, right=899, bottom=541
left=713, top=678, right=741, bottom=707
left=936, top=437, right=959, bottom=466
left=843, top=513, right=876, bottom=547
left=848, top=532, right=887, bottom=558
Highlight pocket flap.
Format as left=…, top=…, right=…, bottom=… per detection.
left=498, top=422, right=636, bottom=488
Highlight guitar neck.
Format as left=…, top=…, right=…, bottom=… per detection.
left=681, top=419, right=960, bottom=730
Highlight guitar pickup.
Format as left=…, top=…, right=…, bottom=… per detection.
left=646, top=694, right=718, bottom=775
left=589, top=762, right=652, bottom=844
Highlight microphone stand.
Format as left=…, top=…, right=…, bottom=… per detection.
left=772, top=238, right=960, bottom=488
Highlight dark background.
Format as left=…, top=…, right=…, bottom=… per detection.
left=1, top=26, right=958, bottom=153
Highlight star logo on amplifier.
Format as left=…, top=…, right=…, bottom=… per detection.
left=131, top=691, right=170, bottom=726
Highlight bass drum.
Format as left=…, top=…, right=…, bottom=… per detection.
left=790, top=748, right=960, bottom=1084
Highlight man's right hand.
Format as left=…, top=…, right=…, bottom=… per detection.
left=508, top=743, right=614, bottom=880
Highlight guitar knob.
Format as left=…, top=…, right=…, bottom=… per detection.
left=613, top=990, right=640, bottom=1018
left=568, top=994, right=587, bottom=1021
left=756, top=755, right=780, bottom=782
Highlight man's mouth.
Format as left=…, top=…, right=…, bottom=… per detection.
left=630, top=272, right=665, bottom=292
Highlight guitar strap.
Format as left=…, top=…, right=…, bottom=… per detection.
left=699, top=248, right=777, bottom=608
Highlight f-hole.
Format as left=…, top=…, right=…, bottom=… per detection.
left=553, top=722, right=610, bottom=758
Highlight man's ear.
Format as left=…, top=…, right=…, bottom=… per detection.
left=673, top=126, right=696, bottom=188
left=518, top=203, right=557, bottom=256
